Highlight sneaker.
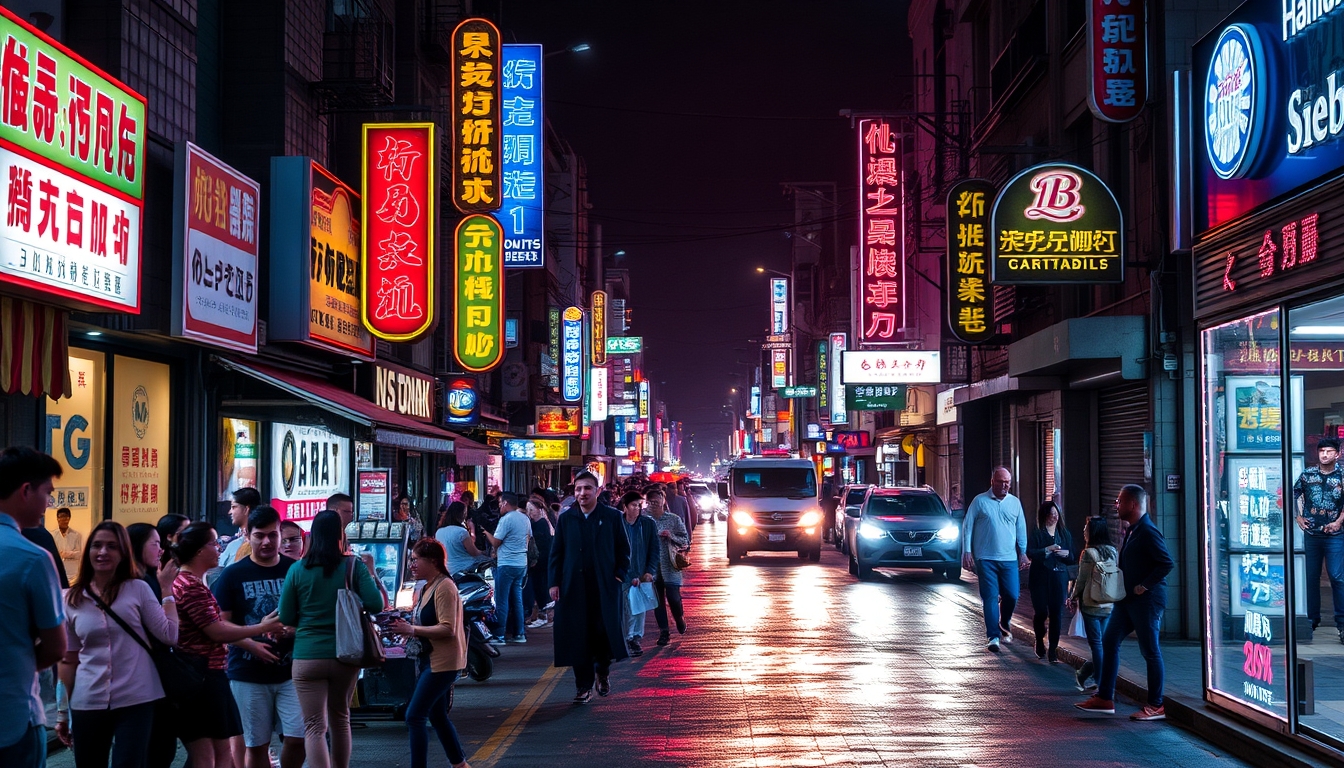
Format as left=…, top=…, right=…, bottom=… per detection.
left=1035, top=638, right=1046, bottom=659
left=987, top=637, right=1001, bottom=652
left=487, top=636, right=507, bottom=646
left=596, top=675, right=611, bottom=697
left=1048, top=648, right=1060, bottom=665
left=1000, top=629, right=1013, bottom=644
left=573, top=689, right=593, bottom=704
left=1074, top=671, right=1095, bottom=692
left=656, top=630, right=670, bottom=646
left=544, top=601, right=556, bottom=610
left=527, top=618, right=548, bottom=629
left=509, top=635, right=527, bottom=644
left=1130, top=705, right=1166, bottom=721
left=627, top=639, right=643, bottom=657
left=1074, top=696, right=1116, bottom=714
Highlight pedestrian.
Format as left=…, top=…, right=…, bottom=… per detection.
left=387, top=538, right=471, bottom=768
left=24, top=512, right=70, bottom=589
left=278, top=510, right=384, bottom=768
left=157, top=513, right=190, bottom=550
left=960, top=466, right=1028, bottom=652
left=486, top=492, right=531, bottom=643
left=644, top=486, right=689, bottom=646
left=1027, top=500, right=1074, bottom=663
left=435, top=501, right=488, bottom=576
left=394, top=495, right=425, bottom=544
left=525, top=498, right=555, bottom=629
left=470, top=493, right=500, bottom=556
left=0, top=447, right=67, bottom=768
left=619, top=491, right=658, bottom=657
left=170, top=521, right=284, bottom=768
left=666, top=482, right=693, bottom=535
left=55, top=506, right=84, bottom=577
left=212, top=506, right=305, bottom=768
left=221, top=487, right=262, bottom=567
left=56, top=521, right=179, bottom=768
left=325, top=494, right=355, bottom=530
left=1076, top=484, right=1173, bottom=720
left=1293, top=437, right=1344, bottom=641
left=126, top=522, right=180, bottom=768
left=279, top=520, right=306, bottom=561
left=549, top=471, right=630, bottom=703
left=1068, top=516, right=1116, bottom=692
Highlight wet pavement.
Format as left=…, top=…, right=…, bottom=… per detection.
left=46, top=523, right=1255, bottom=767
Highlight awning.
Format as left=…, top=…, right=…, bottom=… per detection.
left=1, top=297, right=70, bottom=399
left=953, top=374, right=1061, bottom=405
left=449, top=433, right=497, bottom=466
left=216, top=357, right=456, bottom=454
left=1008, top=315, right=1147, bottom=387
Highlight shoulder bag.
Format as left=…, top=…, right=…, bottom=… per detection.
left=336, top=557, right=386, bottom=668
left=89, top=590, right=205, bottom=704
left=1085, top=547, right=1126, bottom=605
left=667, top=539, right=691, bottom=572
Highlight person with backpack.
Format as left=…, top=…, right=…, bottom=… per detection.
left=1067, top=517, right=1119, bottom=692
left=1027, top=500, right=1075, bottom=664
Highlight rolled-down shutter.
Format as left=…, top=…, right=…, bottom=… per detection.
left=1097, top=381, right=1149, bottom=514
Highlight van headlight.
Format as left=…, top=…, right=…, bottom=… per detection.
left=858, top=522, right=887, bottom=540
left=935, top=525, right=959, bottom=543
left=798, top=511, right=821, bottom=527
left=731, top=511, right=755, bottom=527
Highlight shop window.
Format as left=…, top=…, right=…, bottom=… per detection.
left=45, top=349, right=105, bottom=556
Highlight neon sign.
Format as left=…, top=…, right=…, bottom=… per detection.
left=856, top=118, right=905, bottom=343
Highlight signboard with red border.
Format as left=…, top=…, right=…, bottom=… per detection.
left=361, top=122, right=435, bottom=341
left=1087, top=0, right=1147, bottom=123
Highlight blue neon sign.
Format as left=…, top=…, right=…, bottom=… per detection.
left=501, top=45, right=544, bottom=268
left=562, top=306, right=583, bottom=403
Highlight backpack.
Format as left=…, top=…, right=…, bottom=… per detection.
left=1085, top=547, right=1126, bottom=605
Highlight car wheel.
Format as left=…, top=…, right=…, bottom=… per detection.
left=857, top=559, right=874, bottom=581
left=847, top=552, right=858, bottom=576
left=808, top=547, right=821, bottom=562
left=841, top=536, right=850, bottom=556
left=822, top=527, right=832, bottom=544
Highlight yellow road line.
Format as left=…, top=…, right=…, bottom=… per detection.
left=469, top=664, right=566, bottom=766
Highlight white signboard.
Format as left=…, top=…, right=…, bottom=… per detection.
left=770, top=277, right=789, bottom=334
left=842, top=350, right=941, bottom=385
left=936, top=387, right=959, bottom=426
left=270, top=422, right=349, bottom=521
left=829, top=333, right=848, bottom=424
left=590, top=366, right=609, bottom=422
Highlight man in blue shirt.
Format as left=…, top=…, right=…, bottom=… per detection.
left=489, top=492, right=533, bottom=643
left=961, top=466, right=1028, bottom=652
left=0, top=447, right=67, bottom=768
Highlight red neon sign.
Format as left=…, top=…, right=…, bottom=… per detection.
left=1087, top=0, right=1147, bottom=124
left=1222, top=211, right=1320, bottom=293
left=361, top=123, right=436, bottom=341
left=857, top=118, right=905, bottom=344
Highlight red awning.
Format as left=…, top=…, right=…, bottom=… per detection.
left=1, top=297, right=70, bottom=400
left=449, top=432, right=497, bottom=466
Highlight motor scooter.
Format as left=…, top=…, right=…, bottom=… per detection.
left=453, top=559, right=501, bottom=681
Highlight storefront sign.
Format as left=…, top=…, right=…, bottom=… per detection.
left=501, top=438, right=569, bottom=461
left=639, top=380, right=650, bottom=419
left=269, top=157, right=374, bottom=358
left=778, top=385, right=817, bottom=398
left=451, top=18, right=501, bottom=215
left=46, top=349, right=103, bottom=537
left=173, top=143, right=259, bottom=352
left=770, top=277, right=789, bottom=334
left=547, top=306, right=561, bottom=388
left=270, top=421, right=349, bottom=521
left=990, top=163, right=1123, bottom=284
left=445, top=377, right=479, bottom=425
left=591, top=290, right=607, bottom=366
left=356, top=468, right=390, bottom=521
left=501, top=44, right=544, bottom=267
left=936, top=388, right=959, bottom=425
left=219, top=417, right=258, bottom=501
left=112, top=356, right=170, bottom=526
left=833, top=431, right=872, bottom=450
left=842, top=350, right=940, bottom=384
left=817, top=339, right=830, bottom=416
left=1224, top=341, right=1344, bottom=371
left=0, top=7, right=146, bottom=313
left=454, top=214, right=505, bottom=371
left=590, top=366, right=609, bottom=422
left=536, top=405, right=581, bottom=435
left=946, top=179, right=995, bottom=343
left=370, top=362, right=434, bottom=423
left=606, top=335, right=642, bottom=354
left=771, top=348, right=788, bottom=388
left=846, top=384, right=906, bottom=411
left=361, top=123, right=435, bottom=341
left=856, top=118, right=906, bottom=343
left=1087, top=0, right=1148, bottom=123
left=561, top=306, right=583, bottom=402
left=829, top=333, right=848, bottom=424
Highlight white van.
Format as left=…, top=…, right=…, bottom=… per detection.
left=725, top=457, right=823, bottom=562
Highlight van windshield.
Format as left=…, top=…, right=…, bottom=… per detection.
left=864, top=495, right=947, bottom=517
left=732, top=467, right=817, bottom=499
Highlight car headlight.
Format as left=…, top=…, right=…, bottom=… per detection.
left=935, top=525, right=959, bottom=543
left=798, top=511, right=821, bottom=527
left=731, top=510, right=755, bottom=527
left=858, top=522, right=887, bottom=540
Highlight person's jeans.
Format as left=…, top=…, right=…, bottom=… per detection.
left=1030, top=569, right=1069, bottom=651
left=70, top=701, right=156, bottom=768
left=1098, top=594, right=1165, bottom=706
left=1076, top=612, right=1109, bottom=684
left=494, top=565, right=528, bottom=638
left=0, top=723, right=46, bottom=768
left=1303, top=533, right=1344, bottom=629
left=652, top=579, right=684, bottom=633
left=406, top=667, right=465, bottom=768
left=292, top=658, right=361, bottom=768
left=975, top=559, right=1020, bottom=640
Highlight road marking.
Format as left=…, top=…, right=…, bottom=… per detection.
left=469, top=664, right=566, bottom=766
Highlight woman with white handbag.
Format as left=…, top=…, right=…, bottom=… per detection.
left=1066, top=517, right=1118, bottom=692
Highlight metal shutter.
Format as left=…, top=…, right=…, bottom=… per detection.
left=1097, top=381, right=1149, bottom=514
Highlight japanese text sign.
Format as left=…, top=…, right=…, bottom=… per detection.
left=172, top=143, right=260, bottom=352
left=536, top=405, right=580, bottom=435
left=111, top=356, right=170, bottom=526
left=501, top=44, right=543, bottom=267
left=770, top=277, right=788, bottom=334
left=639, top=380, right=650, bottom=419
left=842, top=350, right=940, bottom=384
left=361, top=123, right=436, bottom=341
left=846, top=384, right=907, bottom=411
left=946, top=179, right=995, bottom=344
left=829, top=333, right=848, bottom=424
left=452, top=18, right=501, bottom=215
left=502, top=438, right=569, bottom=461
left=1087, top=0, right=1147, bottom=123
left=591, top=290, right=607, bottom=365
left=561, top=306, right=584, bottom=402
left=857, top=118, right=906, bottom=343
left=990, top=163, right=1124, bottom=284
left=453, top=214, right=504, bottom=371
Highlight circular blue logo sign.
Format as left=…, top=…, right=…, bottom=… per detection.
left=1205, top=24, right=1265, bottom=180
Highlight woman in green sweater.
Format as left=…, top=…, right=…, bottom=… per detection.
left=278, top=510, right=384, bottom=768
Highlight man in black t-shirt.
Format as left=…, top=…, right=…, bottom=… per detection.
left=212, top=506, right=303, bottom=768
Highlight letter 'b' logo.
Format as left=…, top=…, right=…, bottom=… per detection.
left=1024, top=171, right=1085, bottom=223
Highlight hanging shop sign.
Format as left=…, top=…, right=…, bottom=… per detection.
left=846, top=384, right=906, bottom=411
left=778, top=385, right=817, bottom=398
left=501, top=44, right=544, bottom=267
left=832, top=431, right=872, bottom=450
left=770, top=277, right=789, bottom=334
left=356, top=468, right=390, bottom=522
left=547, top=306, right=561, bottom=388
left=501, top=438, right=569, bottom=461
left=842, top=350, right=940, bottom=385
left=0, top=6, right=146, bottom=313
left=606, top=335, right=642, bottom=354
left=748, top=385, right=761, bottom=419
left=454, top=214, right=505, bottom=371
left=590, top=366, right=609, bottom=422
left=856, top=117, right=906, bottom=344
left=451, top=18, right=501, bottom=215
left=269, top=157, right=374, bottom=359
left=817, top=340, right=830, bottom=416
left=172, top=143, right=259, bottom=352
left=946, top=179, right=995, bottom=343
left=771, top=348, right=788, bottom=388
left=111, top=356, right=170, bottom=526
left=936, top=388, right=959, bottom=425
left=366, top=362, right=434, bottom=423
left=829, top=333, right=849, bottom=424
left=361, top=122, right=435, bottom=341
left=444, top=377, right=479, bottom=426
left=270, top=421, right=349, bottom=521
left=561, top=306, right=584, bottom=402
left=536, top=405, right=581, bottom=435
left=1086, top=0, right=1148, bottom=123
left=591, top=290, right=607, bottom=365
left=990, top=163, right=1123, bottom=284
left=639, top=380, right=650, bottom=419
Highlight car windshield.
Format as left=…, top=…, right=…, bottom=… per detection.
left=732, top=467, right=817, bottom=498
left=844, top=488, right=867, bottom=506
left=864, top=495, right=947, bottom=517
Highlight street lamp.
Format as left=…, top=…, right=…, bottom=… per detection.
left=545, top=43, right=592, bottom=59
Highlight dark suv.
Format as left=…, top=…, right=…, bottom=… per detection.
left=844, top=487, right=962, bottom=581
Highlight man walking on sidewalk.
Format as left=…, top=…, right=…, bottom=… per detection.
left=1076, top=484, right=1173, bottom=721
left=961, top=467, right=1028, bottom=653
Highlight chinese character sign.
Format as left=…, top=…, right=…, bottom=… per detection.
left=452, top=18, right=501, bottom=215
left=361, top=123, right=436, bottom=342
left=841, top=350, right=941, bottom=385
left=561, top=306, right=584, bottom=402
left=856, top=118, right=906, bottom=344
left=829, top=333, right=848, bottom=424
left=990, top=162, right=1124, bottom=284
left=175, top=143, right=260, bottom=352
left=111, top=356, right=170, bottom=526
left=946, top=178, right=995, bottom=344
left=308, top=162, right=373, bottom=356
left=817, top=339, right=829, bottom=415
left=770, top=277, right=788, bottom=334
left=591, top=289, right=607, bottom=366
left=1088, top=0, right=1147, bottom=123
left=501, top=44, right=543, bottom=267
left=453, top=214, right=504, bottom=371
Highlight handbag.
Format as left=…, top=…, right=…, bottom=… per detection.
left=527, top=535, right=539, bottom=570
left=1068, top=607, right=1088, bottom=638
left=628, top=582, right=658, bottom=614
left=668, top=540, right=691, bottom=572
left=336, top=557, right=386, bottom=668
left=1085, top=547, right=1127, bottom=605
left=89, top=590, right=205, bottom=704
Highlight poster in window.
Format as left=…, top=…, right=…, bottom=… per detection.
left=1224, top=455, right=1303, bottom=553
left=1224, top=375, right=1304, bottom=453
left=1228, top=553, right=1308, bottom=617
left=219, top=418, right=259, bottom=501
left=46, top=349, right=105, bottom=540
left=111, top=356, right=172, bottom=526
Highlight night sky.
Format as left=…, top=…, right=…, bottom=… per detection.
left=505, top=1, right=912, bottom=468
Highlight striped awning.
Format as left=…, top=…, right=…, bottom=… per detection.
left=0, top=296, right=70, bottom=400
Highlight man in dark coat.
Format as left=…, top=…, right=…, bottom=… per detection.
left=549, top=470, right=630, bottom=703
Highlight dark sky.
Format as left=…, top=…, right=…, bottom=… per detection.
left=505, top=1, right=912, bottom=467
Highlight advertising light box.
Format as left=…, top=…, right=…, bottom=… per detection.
left=502, top=438, right=569, bottom=461
left=451, top=19, right=501, bottom=215
left=453, top=214, right=505, bottom=371
left=842, top=350, right=940, bottom=384
left=607, top=336, right=643, bottom=354
left=856, top=118, right=906, bottom=344
left=946, top=179, right=995, bottom=343
left=361, top=123, right=436, bottom=342
left=501, top=44, right=544, bottom=267
left=990, top=163, right=1124, bottom=285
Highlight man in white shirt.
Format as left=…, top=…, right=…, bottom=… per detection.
left=220, top=487, right=262, bottom=567
left=961, top=466, right=1029, bottom=653
left=488, top=492, right=533, bottom=643
left=54, top=507, right=82, bottom=577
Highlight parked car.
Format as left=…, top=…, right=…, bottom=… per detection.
left=833, top=484, right=872, bottom=554
left=725, top=457, right=823, bottom=561
left=844, top=487, right=962, bottom=581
